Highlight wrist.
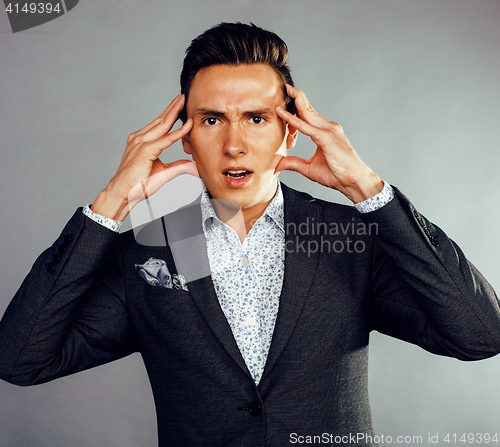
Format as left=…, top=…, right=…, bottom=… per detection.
left=91, top=187, right=130, bottom=222
left=344, top=169, right=384, bottom=204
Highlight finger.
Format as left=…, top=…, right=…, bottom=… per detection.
left=144, top=160, right=199, bottom=199
left=125, top=118, right=193, bottom=167
left=164, top=160, right=200, bottom=181
left=274, top=155, right=310, bottom=176
left=276, top=106, right=328, bottom=144
left=286, top=85, right=330, bottom=129
left=156, top=93, right=183, bottom=121
left=135, top=94, right=184, bottom=137
left=146, top=118, right=193, bottom=157
left=137, top=98, right=188, bottom=146
left=130, top=160, right=199, bottom=203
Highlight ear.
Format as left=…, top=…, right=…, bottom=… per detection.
left=182, top=134, right=192, bottom=155
left=286, top=124, right=298, bottom=149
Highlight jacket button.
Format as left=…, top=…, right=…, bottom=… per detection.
left=63, top=233, right=73, bottom=244
left=45, top=262, right=56, bottom=273
left=248, top=402, right=262, bottom=416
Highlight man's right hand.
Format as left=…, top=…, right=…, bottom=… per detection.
left=91, top=94, right=197, bottom=221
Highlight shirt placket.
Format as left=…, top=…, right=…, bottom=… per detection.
left=242, top=223, right=267, bottom=382
left=225, top=227, right=263, bottom=382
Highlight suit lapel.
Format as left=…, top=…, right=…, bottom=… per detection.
left=261, top=184, right=322, bottom=383
left=187, top=278, right=251, bottom=378
left=162, top=201, right=252, bottom=380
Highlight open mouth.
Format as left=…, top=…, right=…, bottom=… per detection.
left=223, top=169, right=252, bottom=179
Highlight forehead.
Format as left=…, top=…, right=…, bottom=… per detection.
left=186, top=63, right=284, bottom=112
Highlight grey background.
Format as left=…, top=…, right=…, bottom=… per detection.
left=1, top=0, right=499, bottom=445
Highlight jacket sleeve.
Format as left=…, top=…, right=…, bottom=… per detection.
left=0, top=209, right=137, bottom=386
left=363, top=187, right=500, bottom=360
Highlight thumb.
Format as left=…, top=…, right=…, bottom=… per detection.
left=131, top=161, right=199, bottom=203
left=275, top=155, right=309, bottom=176
left=164, top=160, right=200, bottom=181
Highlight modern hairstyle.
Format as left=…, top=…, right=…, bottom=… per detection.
left=179, top=22, right=296, bottom=122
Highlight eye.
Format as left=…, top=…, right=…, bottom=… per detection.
left=250, top=116, right=265, bottom=124
left=203, top=117, right=220, bottom=126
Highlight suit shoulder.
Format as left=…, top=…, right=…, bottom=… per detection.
left=282, top=183, right=360, bottom=220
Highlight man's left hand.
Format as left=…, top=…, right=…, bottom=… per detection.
left=275, top=85, right=383, bottom=204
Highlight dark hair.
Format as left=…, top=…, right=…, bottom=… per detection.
left=179, top=22, right=296, bottom=122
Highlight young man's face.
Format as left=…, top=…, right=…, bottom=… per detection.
left=182, top=63, right=296, bottom=213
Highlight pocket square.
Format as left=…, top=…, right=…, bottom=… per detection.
left=135, top=257, right=188, bottom=292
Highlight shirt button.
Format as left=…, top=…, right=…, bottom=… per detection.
left=242, top=256, right=249, bottom=266
left=246, top=317, right=257, bottom=327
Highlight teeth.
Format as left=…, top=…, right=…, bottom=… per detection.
left=225, top=170, right=250, bottom=178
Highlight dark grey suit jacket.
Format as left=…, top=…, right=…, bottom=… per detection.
left=1, top=184, right=499, bottom=446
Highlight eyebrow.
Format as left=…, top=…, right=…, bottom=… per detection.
left=194, top=108, right=274, bottom=117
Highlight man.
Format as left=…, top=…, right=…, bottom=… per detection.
left=1, top=22, right=499, bottom=446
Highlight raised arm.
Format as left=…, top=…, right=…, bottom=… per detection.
left=0, top=95, right=197, bottom=385
left=276, top=85, right=500, bottom=359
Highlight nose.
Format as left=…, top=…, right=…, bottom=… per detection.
left=223, top=123, right=247, bottom=157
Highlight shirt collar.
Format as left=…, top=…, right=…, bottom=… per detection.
left=200, top=181, right=284, bottom=233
